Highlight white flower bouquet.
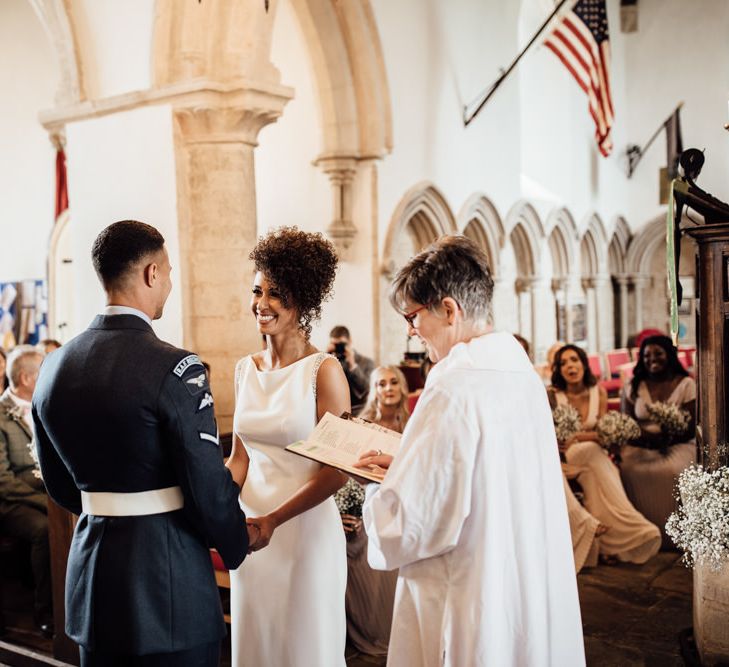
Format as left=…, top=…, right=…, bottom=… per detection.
left=552, top=404, right=581, bottom=443
left=334, top=478, right=365, bottom=517
left=646, top=401, right=691, bottom=441
left=666, top=465, right=729, bottom=571
left=596, top=412, right=641, bottom=450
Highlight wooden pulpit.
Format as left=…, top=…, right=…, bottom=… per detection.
left=685, top=221, right=729, bottom=664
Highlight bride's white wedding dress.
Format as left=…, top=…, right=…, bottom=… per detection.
left=229, top=352, right=346, bottom=667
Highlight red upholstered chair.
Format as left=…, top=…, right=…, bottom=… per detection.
left=587, top=354, right=603, bottom=380
left=605, top=348, right=631, bottom=378
left=210, top=549, right=231, bottom=623
left=677, top=351, right=690, bottom=370
left=407, top=392, right=420, bottom=414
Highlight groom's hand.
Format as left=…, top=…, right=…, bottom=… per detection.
left=246, top=522, right=260, bottom=552
left=246, top=515, right=277, bottom=552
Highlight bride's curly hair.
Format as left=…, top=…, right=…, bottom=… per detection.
left=249, top=227, right=338, bottom=339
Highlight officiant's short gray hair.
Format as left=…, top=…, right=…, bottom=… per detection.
left=389, top=235, right=494, bottom=324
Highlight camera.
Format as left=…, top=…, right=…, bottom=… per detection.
left=334, top=342, right=347, bottom=361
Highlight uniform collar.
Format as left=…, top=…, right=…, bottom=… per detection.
left=103, top=305, right=153, bottom=326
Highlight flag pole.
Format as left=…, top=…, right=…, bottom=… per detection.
left=626, top=101, right=684, bottom=178
left=463, top=0, right=573, bottom=127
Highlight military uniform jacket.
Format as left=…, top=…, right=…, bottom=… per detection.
left=0, top=389, right=46, bottom=511
left=32, top=314, right=248, bottom=654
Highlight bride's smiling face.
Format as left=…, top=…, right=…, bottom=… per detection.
left=250, top=272, right=300, bottom=335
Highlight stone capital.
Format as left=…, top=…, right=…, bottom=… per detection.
left=40, top=79, right=293, bottom=142
left=174, top=81, right=293, bottom=146
left=313, top=153, right=362, bottom=260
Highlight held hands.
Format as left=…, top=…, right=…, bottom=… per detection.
left=246, top=514, right=277, bottom=553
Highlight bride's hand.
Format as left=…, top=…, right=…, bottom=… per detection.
left=354, top=449, right=393, bottom=472
left=247, top=515, right=277, bottom=552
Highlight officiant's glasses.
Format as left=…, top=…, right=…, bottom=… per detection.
left=403, top=304, right=429, bottom=328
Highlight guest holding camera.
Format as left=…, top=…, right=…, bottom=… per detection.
left=328, top=326, right=375, bottom=415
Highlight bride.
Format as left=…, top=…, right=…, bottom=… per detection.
left=227, top=227, right=349, bottom=666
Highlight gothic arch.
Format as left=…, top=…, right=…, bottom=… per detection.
left=626, top=215, right=665, bottom=275
left=505, top=201, right=544, bottom=277
left=608, top=215, right=631, bottom=274
left=153, top=0, right=392, bottom=160
left=457, top=194, right=504, bottom=278
left=27, top=0, right=85, bottom=105
left=545, top=208, right=578, bottom=278
left=580, top=213, right=609, bottom=276
left=382, top=182, right=457, bottom=275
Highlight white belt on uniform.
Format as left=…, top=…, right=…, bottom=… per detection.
left=80, top=486, right=184, bottom=517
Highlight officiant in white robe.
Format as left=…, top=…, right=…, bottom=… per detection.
left=357, top=236, right=585, bottom=667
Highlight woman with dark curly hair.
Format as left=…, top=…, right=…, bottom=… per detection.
left=549, top=345, right=660, bottom=568
left=226, top=227, right=350, bottom=666
left=620, top=335, right=696, bottom=546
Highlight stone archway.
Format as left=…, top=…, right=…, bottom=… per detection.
left=545, top=208, right=579, bottom=346
left=580, top=213, right=611, bottom=351
left=609, top=216, right=632, bottom=346
left=504, top=201, right=545, bottom=352
left=380, top=182, right=457, bottom=363
left=626, top=214, right=696, bottom=343
left=150, top=0, right=393, bottom=425
left=457, top=194, right=504, bottom=279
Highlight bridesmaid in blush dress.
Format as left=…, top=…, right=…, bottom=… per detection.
left=226, top=228, right=349, bottom=667
left=620, top=335, right=697, bottom=547
left=549, top=345, right=661, bottom=565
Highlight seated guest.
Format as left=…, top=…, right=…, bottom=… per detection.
left=537, top=340, right=565, bottom=385
left=549, top=345, right=661, bottom=565
left=620, top=335, right=696, bottom=547
left=37, top=339, right=61, bottom=355
left=0, top=345, right=52, bottom=636
left=339, top=366, right=408, bottom=658
left=328, top=325, right=375, bottom=415
left=0, top=348, right=6, bottom=392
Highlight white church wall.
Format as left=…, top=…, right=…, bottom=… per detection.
left=71, top=0, right=156, bottom=100
left=623, top=0, right=729, bottom=231
left=372, top=0, right=524, bottom=254
left=65, top=104, right=182, bottom=345
left=0, top=0, right=58, bottom=282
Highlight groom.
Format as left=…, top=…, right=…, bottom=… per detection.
left=32, top=220, right=253, bottom=666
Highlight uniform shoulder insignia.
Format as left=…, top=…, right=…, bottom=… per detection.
left=172, top=354, right=203, bottom=378
left=198, top=392, right=214, bottom=411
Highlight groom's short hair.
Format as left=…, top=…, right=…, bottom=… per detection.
left=92, top=220, right=165, bottom=290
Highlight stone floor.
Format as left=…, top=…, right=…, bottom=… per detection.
left=345, top=552, right=693, bottom=667
left=1, top=552, right=693, bottom=666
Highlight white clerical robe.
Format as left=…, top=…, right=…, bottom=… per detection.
left=363, top=331, right=585, bottom=667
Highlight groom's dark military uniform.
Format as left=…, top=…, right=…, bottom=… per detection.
left=32, top=314, right=248, bottom=662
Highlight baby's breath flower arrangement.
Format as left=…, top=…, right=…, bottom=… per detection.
left=334, top=478, right=365, bottom=517
left=666, top=465, right=729, bottom=571
left=596, top=412, right=641, bottom=450
left=646, top=401, right=691, bottom=441
left=552, top=405, right=581, bottom=443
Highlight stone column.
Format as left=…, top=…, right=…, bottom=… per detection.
left=591, top=274, right=611, bottom=353
left=632, top=275, right=648, bottom=333
left=314, top=155, right=358, bottom=260
left=616, top=274, right=630, bottom=347
left=173, top=85, right=292, bottom=431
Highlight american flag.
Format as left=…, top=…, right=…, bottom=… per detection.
left=544, top=0, right=614, bottom=157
